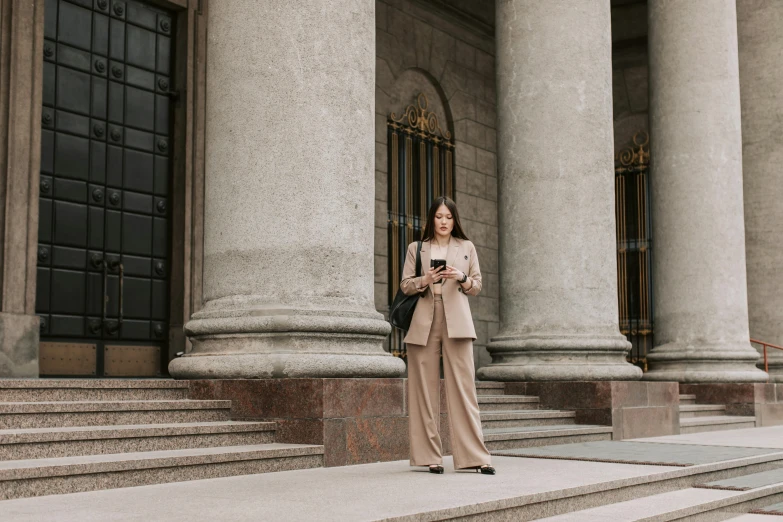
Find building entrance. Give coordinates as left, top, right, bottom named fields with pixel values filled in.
left=36, top=0, right=174, bottom=376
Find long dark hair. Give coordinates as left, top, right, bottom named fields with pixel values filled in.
left=420, top=197, right=470, bottom=242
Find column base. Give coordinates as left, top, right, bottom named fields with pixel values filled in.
left=170, top=351, right=405, bottom=379
left=762, top=365, right=783, bottom=383
left=477, top=333, right=642, bottom=381
left=645, top=343, right=768, bottom=383
left=170, top=299, right=405, bottom=379
left=756, top=349, right=783, bottom=383
left=0, top=312, right=39, bottom=378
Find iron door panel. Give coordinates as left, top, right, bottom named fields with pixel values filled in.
left=37, top=0, right=173, bottom=377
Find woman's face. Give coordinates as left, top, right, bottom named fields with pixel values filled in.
left=433, top=204, right=454, bottom=238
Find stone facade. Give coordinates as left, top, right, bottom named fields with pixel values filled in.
left=737, top=0, right=783, bottom=381
left=0, top=0, right=780, bottom=385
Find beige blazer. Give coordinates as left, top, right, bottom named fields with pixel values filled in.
left=399, top=236, right=482, bottom=346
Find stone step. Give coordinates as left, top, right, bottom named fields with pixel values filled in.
left=4, top=441, right=783, bottom=520
left=679, top=403, right=727, bottom=418
left=680, top=415, right=757, bottom=434
left=0, top=400, right=232, bottom=429
left=0, top=380, right=189, bottom=402
left=679, top=393, right=697, bottom=405
left=475, top=382, right=505, bottom=396
left=0, top=443, right=324, bottom=500
left=484, top=425, right=612, bottom=450
left=480, top=410, right=576, bottom=429
left=0, top=421, right=277, bottom=460
left=477, top=395, right=539, bottom=412
left=538, top=481, right=783, bottom=521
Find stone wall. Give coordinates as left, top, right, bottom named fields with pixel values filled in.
left=375, top=0, right=498, bottom=370
left=611, top=1, right=648, bottom=151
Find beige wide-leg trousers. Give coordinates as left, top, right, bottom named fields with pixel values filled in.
left=407, top=295, right=491, bottom=469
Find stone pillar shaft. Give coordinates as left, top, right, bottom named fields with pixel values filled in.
left=0, top=0, right=44, bottom=377
left=169, top=0, right=403, bottom=379
left=738, top=0, right=783, bottom=381
left=478, top=0, right=641, bottom=381
left=644, top=0, right=765, bottom=382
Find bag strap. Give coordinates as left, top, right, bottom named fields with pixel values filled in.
left=415, top=241, right=422, bottom=278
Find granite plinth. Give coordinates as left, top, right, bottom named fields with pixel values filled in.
left=188, top=378, right=442, bottom=467
left=504, top=381, right=680, bottom=440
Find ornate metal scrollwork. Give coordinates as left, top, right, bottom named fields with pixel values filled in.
left=615, top=131, right=649, bottom=170
left=389, top=93, right=452, bottom=142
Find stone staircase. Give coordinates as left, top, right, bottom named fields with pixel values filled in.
left=477, top=382, right=613, bottom=451
left=541, top=466, right=783, bottom=520
left=0, top=380, right=324, bottom=500
left=679, top=393, right=757, bottom=434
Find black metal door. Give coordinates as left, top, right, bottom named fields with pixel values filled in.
left=37, top=0, right=173, bottom=376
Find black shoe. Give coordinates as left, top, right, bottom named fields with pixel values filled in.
left=429, top=465, right=444, bottom=474
left=472, top=465, right=495, bottom=475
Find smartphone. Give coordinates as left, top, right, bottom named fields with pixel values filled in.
left=431, top=259, right=447, bottom=284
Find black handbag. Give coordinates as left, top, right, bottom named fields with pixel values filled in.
left=389, top=241, right=423, bottom=331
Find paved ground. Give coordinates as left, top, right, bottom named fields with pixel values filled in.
left=3, top=427, right=783, bottom=521
left=1, top=456, right=675, bottom=521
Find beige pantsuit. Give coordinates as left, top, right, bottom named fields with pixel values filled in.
left=407, top=296, right=491, bottom=468
left=400, top=237, right=491, bottom=469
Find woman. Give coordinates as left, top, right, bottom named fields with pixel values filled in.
left=400, top=197, right=495, bottom=475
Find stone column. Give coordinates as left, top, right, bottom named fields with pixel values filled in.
left=644, top=0, right=766, bottom=382
left=169, top=0, right=404, bottom=379
left=478, top=1, right=641, bottom=381
left=737, top=1, right=783, bottom=382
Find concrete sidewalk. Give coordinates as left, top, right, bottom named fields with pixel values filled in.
left=3, top=427, right=783, bottom=521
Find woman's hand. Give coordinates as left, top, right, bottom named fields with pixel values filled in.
left=441, top=265, right=466, bottom=281
left=421, top=266, right=445, bottom=286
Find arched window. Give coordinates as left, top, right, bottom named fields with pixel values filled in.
left=387, top=94, right=455, bottom=358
